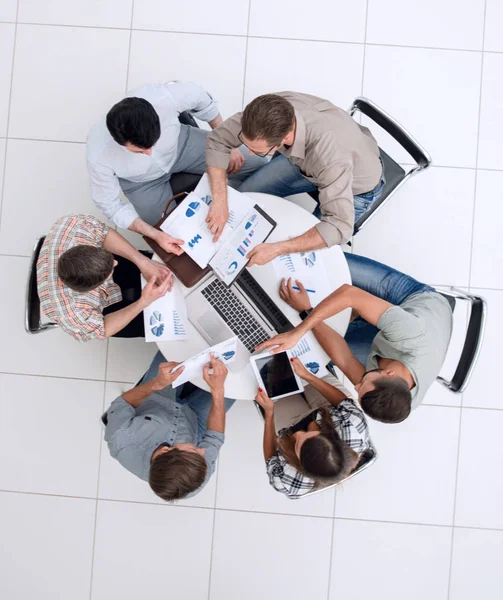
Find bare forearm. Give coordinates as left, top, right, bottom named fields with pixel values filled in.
left=103, top=300, right=145, bottom=338
left=128, top=217, right=166, bottom=245
left=122, top=376, right=162, bottom=408
left=263, top=411, right=277, bottom=461
left=207, top=165, right=228, bottom=204
left=276, top=227, right=327, bottom=255
left=206, top=390, right=226, bottom=433
left=208, top=114, right=223, bottom=129
left=302, top=368, right=347, bottom=405
left=103, top=227, right=148, bottom=268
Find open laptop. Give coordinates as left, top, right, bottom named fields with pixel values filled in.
left=186, top=269, right=294, bottom=372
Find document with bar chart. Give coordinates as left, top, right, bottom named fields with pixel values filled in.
left=141, top=275, right=189, bottom=342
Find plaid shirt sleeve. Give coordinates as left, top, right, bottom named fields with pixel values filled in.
left=329, top=400, right=370, bottom=453
left=265, top=452, right=315, bottom=498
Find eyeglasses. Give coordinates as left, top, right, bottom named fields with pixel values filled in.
left=237, top=131, right=278, bottom=158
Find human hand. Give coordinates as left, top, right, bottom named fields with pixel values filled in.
left=157, top=231, right=184, bottom=256
left=247, top=242, right=282, bottom=267
left=227, top=148, right=245, bottom=174
left=206, top=200, right=229, bottom=242
left=255, top=328, right=304, bottom=354
left=290, top=357, right=313, bottom=382
left=155, top=361, right=184, bottom=389
left=139, top=275, right=171, bottom=308
left=279, top=278, right=312, bottom=312
left=139, top=257, right=173, bottom=287
left=255, top=387, right=274, bottom=415
left=203, top=353, right=228, bottom=394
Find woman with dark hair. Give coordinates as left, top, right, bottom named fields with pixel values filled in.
left=255, top=358, right=369, bottom=498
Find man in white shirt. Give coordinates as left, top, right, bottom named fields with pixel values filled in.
left=87, top=81, right=266, bottom=255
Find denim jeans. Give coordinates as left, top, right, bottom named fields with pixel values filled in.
left=344, top=253, right=434, bottom=366
left=139, top=351, right=235, bottom=444
left=239, top=153, right=386, bottom=223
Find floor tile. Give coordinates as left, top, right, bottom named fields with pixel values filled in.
left=244, top=37, right=364, bottom=109
left=352, top=166, right=475, bottom=287
left=0, top=23, right=15, bottom=137
left=462, top=289, right=501, bottom=410
left=18, top=0, right=133, bottom=28
left=0, top=374, right=103, bottom=496
left=210, top=510, right=332, bottom=600
left=9, top=24, right=129, bottom=142
left=330, top=519, right=452, bottom=600
left=0, top=492, right=95, bottom=600
left=484, top=0, right=503, bottom=52
left=98, top=382, right=217, bottom=508
left=132, top=0, right=248, bottom=36
left=0, top=255, right=108, bottom=379
left=106, top=337, right=158, bottom=383
left=0, top=137, right=6, bottom=195
left=455, top=408, right=503, bottom=528
left=366, top=0, right=484, bottom=50
left=477, top=53, right=503, bottom=170
left=249, top=0, right=367, bottom=43
left=335, top=405, right=460, bottom=525
left=0, top=0, right=17, bottom=21
left=128, top=30, right=247, bottom=119
left=470, top=171, right=503, bottom=289
left=0, top=139, right=101, bottom=255
left=216, top=400, right=336, bottom=517
left=363, top=45, right=481, bottom=168
left=91, top=500, right=213, bottom=600
left=450, top=528, right=503, bottom=600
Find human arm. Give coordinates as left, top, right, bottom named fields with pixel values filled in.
left=255, top=389, right=277, bottom=461
left=291, top=357, right=349, bottom=405
left=128, top=218, right=185, bottom=256
left=121, top=361, right=183, bottom=408
left=203, top=354, right=229, bottom=434
left=247, top=227, right=327, bottom=267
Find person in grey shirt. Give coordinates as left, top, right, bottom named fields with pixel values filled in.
left=104, top=351, right=233, bottom=501
left=205, top=92, right=383, bottom=261
left=257, top=253, right=453, bottom=424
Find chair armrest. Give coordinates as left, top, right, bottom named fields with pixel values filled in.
left=350, top=97, right=431, bottom=169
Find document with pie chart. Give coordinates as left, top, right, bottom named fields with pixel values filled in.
left=141, top=275, right=189, bottom=342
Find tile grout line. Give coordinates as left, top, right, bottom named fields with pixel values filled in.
left=206, top=461, right=221, bottom=600
left=359, top=0, right=370, bottom=96
left=240, top=0, right=253, bottom=109
left=0, top=1, right=19, bottom=234
left=124, top=0, right=135, bottom=93
left=326, top=512, right=337, bottom=600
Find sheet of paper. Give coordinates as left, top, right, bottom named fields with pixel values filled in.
left=194, top=173, right=254, bottom=228
left=291, top=331, right=330, bottom=379
left=142, top=276, right=189, bottom=342
left=171, top=337, right=238, bottom=388
left=272, top=249, right=333, bottom=307
left=210, top=206, right=275, bottom=285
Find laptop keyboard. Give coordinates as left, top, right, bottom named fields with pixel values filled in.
left=201, top=279, right=270, bottom=352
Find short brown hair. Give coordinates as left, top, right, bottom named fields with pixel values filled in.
left=149, top=449, right=207, bottom=502
left=58, top=245, right=114, bottom=292
left=241, top=94, right=295, bottom=145
left=360, top=377, right=412, bottom=424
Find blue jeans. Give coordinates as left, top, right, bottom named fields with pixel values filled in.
left=344, top=253, right=434, bottom=366
left=139, top=351, right=235, bottom=444
left=238, top=154, right=385, bottom=223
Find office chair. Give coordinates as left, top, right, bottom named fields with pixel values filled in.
left=436, top=288, right=487, bottom=393
left=25, top=236, right=58, bottom=334
left=170, top=111, right=203, bottom=196
left=253, top=398, right=378, bottom=499
left=308, top=96, right=432, bottom=235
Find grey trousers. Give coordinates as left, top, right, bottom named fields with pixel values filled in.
left=273, top=375, right=353, bottom=434
left=119, top=124, right=267, bottom=226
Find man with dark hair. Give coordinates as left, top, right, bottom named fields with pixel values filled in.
left=104, top=352, right=232, bottom=502
left=87, top=82, right=266, bottom=253
left=37, top=214, right=172, bottom=341
left=205, top=92, right=383, bottom=256
left=257, top=254, right=453, bottom=424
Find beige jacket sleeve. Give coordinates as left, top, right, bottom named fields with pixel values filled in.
left=205, top=112, right=243, bottom=170
left=313, top=158, right=355, bottom=247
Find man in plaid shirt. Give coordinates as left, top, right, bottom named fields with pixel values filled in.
left=37, top=214, right=172, bottom=341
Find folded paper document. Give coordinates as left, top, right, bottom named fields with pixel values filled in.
left=141, top=275, right=189, bottom=342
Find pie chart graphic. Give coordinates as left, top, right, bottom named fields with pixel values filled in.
left=226, top=261, right=239, bottom=276
left=149, top=311, right=164, bottom=337
left=305, top=361, right=320, bottom=374
left=301, top=251, right=316, bottom=268
left=185, top=201, right=201, bottom=218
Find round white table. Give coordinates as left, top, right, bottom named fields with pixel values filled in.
left=156, top=192, right=351, bottom=400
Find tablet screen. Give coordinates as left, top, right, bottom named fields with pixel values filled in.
left=255, top=352, right=300, bottom=399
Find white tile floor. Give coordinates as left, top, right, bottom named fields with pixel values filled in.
left=0, top=1, right=501, bottom=599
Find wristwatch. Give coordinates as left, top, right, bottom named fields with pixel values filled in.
left=299, top=308, right=313, bottom=321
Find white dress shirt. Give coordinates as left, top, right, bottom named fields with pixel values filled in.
left=86, top=82, right=219, bottom=229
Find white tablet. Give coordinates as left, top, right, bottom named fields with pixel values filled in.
left=250, top=350, right=304, bottom=401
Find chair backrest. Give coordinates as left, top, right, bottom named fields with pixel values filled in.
left=25, top=236, right=58, bottom=334
left=436, top=289, right=487, bottom=393
left=178, top=111, right=199, bottom=128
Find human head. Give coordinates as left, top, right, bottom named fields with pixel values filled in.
left=355, top=369, right=412, bottom=424
left=240, top=94, right=295, bottom=156
left=149, top=444, right=207, bottom=502
left=106, top=97, right=161, bottom=154
left=58, top=245, right=115, bottom=292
